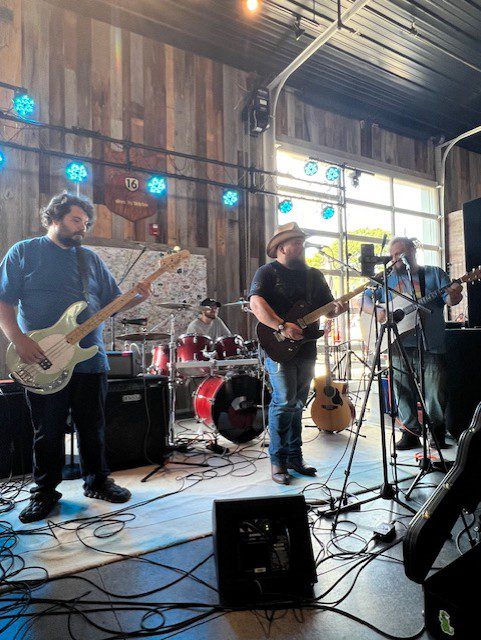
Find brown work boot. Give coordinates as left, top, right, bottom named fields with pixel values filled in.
left=271, top=464, right=291, bottom=485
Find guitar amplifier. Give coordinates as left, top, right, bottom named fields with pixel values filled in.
left=0, top=380, right=34, bottom=479
left=104, top=376, right=168, bottom=471
left=106, top=351, right=142, bottom=379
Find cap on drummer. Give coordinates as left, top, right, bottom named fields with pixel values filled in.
left=199, top=297, right=221, bottom=321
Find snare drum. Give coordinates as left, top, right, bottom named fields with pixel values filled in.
left=177, top=334, right=213, bottom=362
left=214, top=335, right=245, bottom=359
left=150, top=345, right=170, bottom=376
left=193, top=374, right=269, bottom=443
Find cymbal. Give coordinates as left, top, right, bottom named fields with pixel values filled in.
left=117, top=332, right=170, bottom=341
left=223, top=299, right=249, bottom=307
left=158, top=302, right=195, bottom=310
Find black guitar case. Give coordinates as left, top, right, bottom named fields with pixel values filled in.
left=403, top=401, right=481, bottom=584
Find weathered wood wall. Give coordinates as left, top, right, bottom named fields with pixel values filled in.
left=0, top=0, right=266, bottom=375
left=276, top=88, right=436, bottom=180
left=0, top=0, right=266, bottom=292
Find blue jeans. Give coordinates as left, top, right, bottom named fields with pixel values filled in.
left=392, top=349, right=447, bottom=438
left=265, top=357, right=315, bottom=466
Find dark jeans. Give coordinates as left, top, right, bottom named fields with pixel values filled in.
left=265, top=356, right=315, bottom=466
left=26, top=373, right=110, bottom=496
left=392, top=347, right=447, bottom=439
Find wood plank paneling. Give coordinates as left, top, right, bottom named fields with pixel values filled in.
left=277, top=87, right=435, bottom=180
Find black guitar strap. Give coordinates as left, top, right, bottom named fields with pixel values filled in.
left=306, top=267, right=316, bottom=307
left=418, top=267, right=426, bottom=298
left=75, top=246, right=90, bottom=305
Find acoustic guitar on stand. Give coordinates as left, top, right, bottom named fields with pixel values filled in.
left=310, top=320, right=355, bottom=432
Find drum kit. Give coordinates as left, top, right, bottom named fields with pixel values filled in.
left=116, top=299, right=269, bottom=447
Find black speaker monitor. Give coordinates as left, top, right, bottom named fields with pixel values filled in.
left=0, top=381, right=33, bottom=480
left=461, top=197, right=481, bottom=327
left=213, top=494, right=316, bottom=605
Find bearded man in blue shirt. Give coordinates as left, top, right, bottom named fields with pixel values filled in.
left=0, top=193, right=152, bottom=523
left=363, top=237, right=462, bottom=450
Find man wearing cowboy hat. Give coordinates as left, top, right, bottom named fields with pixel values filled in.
left=249, top=222, right=348, bottom=485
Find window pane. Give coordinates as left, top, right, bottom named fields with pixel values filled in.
left=394, top=212, right=438, bottom=246
left=346, top=203, right=392, bottom=236
left=345, top=172, right=391, bottom=206
left=305, top=235, right=341, bottom=271
left=393, top=179, right=437, bottom=213
left=417, top=249, right=441, bottom=267
left=278, top=198, right=339, bottom=234
left=277, top=151, right=340, bottom=197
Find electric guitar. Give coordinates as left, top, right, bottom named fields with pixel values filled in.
left=256, top=282, right=368, bottom=363
left=360, top=266, right=481, bottom=355
left=7, top=250, right=190, bottom=395
left=310, top=321, right=355, bottom=432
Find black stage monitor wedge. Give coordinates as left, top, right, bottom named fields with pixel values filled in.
left=104, top=377, right=168, bottom=471
left=213, top=494, right=316, bottom=606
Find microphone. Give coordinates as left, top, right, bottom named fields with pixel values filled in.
left=399, top=253, right=410, bottom=268
left=380, top=233, right=388, bottom=253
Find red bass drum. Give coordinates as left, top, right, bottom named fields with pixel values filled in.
left=193, top=374, right=270, bottom=443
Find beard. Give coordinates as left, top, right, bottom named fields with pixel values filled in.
left=57, top=233, right=83, bottom=247
left=285, top=257, right=307, bottom=270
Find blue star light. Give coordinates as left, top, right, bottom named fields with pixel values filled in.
left=65, top=162, right=88, bottom=183
left=12, top=93, right=35, bottom=118
left=278, top=199, right=293, bottom=214
left=325, top=166, right=340, bottom=182
left=222, top=190, right=240, bottom=206
left=147, top=176, right=167, bottom=196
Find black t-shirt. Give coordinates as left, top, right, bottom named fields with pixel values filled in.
left=249, top=261, right=334, bottom=359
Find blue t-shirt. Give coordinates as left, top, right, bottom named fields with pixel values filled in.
left=0, top=236, right=122, bottom=372
left=363, top=265, right=450, bottom=354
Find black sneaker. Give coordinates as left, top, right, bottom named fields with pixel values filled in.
left=19, top=490, right=62, bottom=524
left=84, top=478, right=131, bottom=503
left=396, top=431, right=421, bottom=450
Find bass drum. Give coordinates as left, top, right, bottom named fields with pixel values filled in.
left=193, top=374, right=270, bottom=444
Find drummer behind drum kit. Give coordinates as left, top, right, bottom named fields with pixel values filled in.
left=117, top=300, right=269, bottom=446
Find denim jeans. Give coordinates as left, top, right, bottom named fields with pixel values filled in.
left=265, top=356, right=315, bottom=466
left=26, top=373, right=110, bottom=495
left=392, top=348, right=447, bottom=438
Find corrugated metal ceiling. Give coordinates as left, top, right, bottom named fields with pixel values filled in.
left=92, top=0, right=481, bottom=151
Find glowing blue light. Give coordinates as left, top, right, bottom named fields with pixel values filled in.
left=12, top=93, right=35, bottom=118
left=322, top=206, right=335, bottom=220
left=147, top=175, right=167, bottom=196
left=65, top=162, right=88, bottom=183
left=222, top=189, right=239, bottom=207
left=304, top=160, right=318, bottom=176
left=325, top=166, right=341, bottom=181
left=0, top=150, right=5, bottom=168
left=278, top=199, right=293, bottom=214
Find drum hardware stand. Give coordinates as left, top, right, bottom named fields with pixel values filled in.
left=330, top=260, right=435, bottom=529
left=142, top=313, right=210, bottom=483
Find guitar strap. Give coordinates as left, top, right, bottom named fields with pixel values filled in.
left=306, top=267, right=316, bottom=307
left=75, top=246, right=91, bottom=305
left=418, top=267, right=426, bottom=298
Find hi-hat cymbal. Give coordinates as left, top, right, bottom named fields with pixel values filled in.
left=158, top=302, right=195, bottom=310
left=117, top=332, right=170, bottom=341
